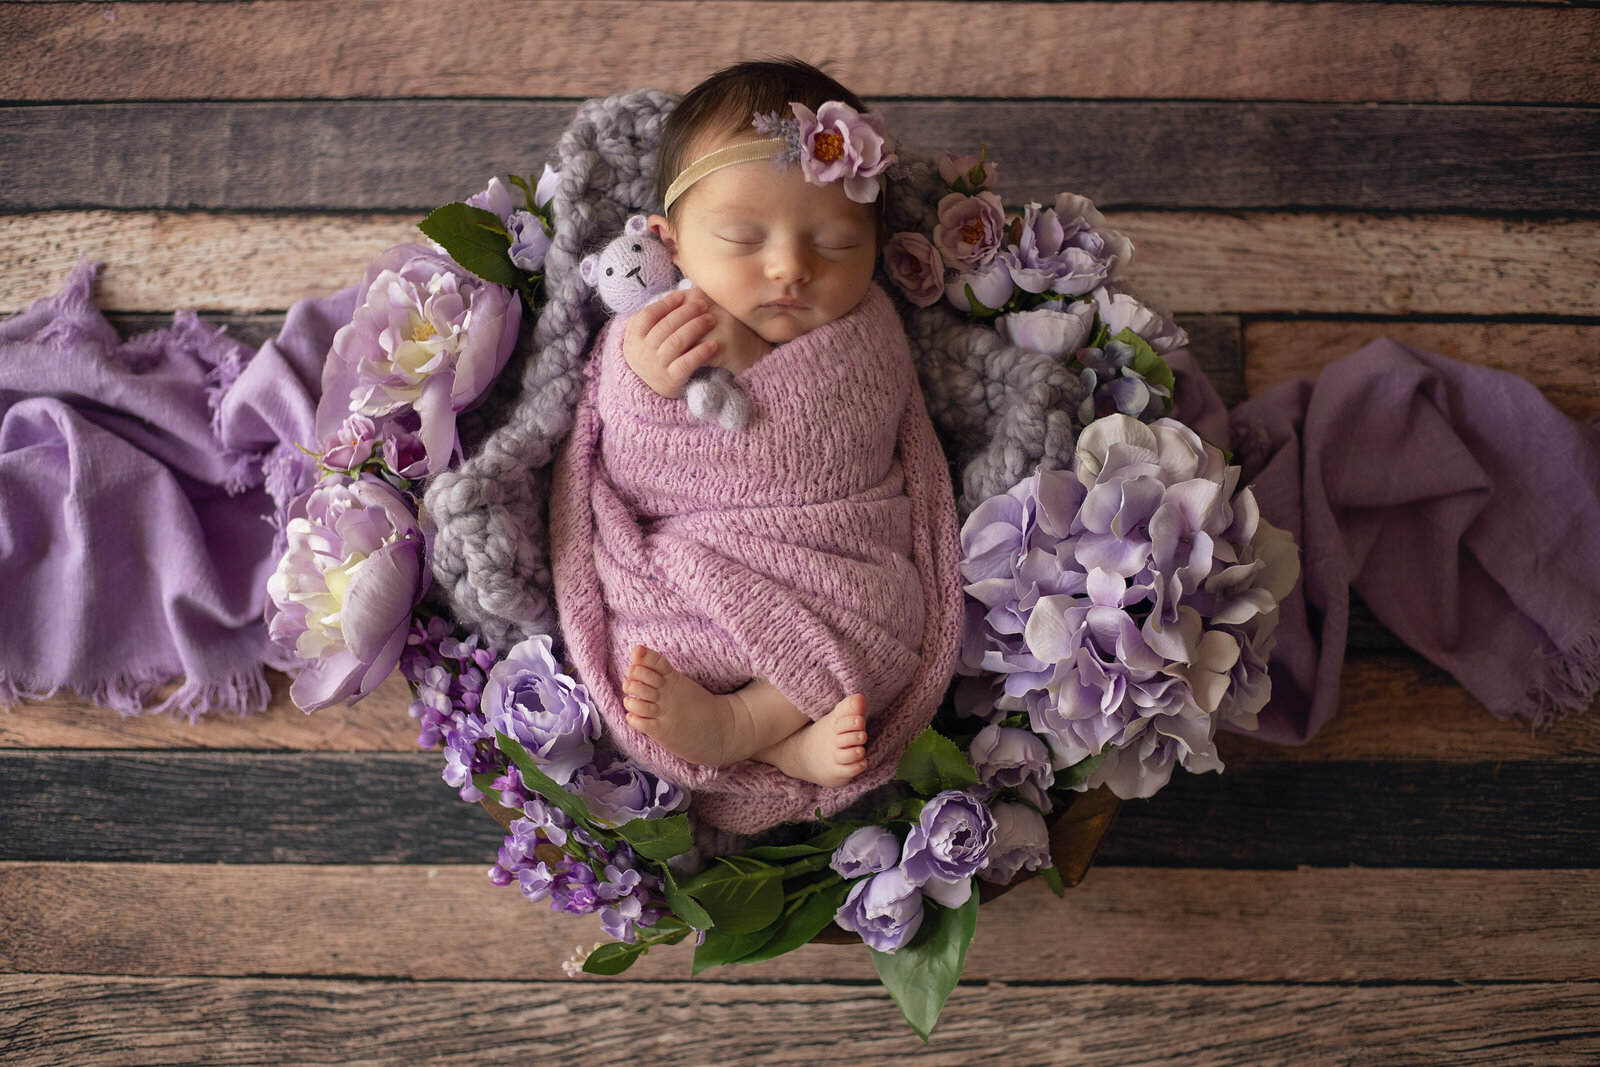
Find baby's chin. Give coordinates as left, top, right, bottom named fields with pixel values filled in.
left=749, top=312, right=818, bottom=345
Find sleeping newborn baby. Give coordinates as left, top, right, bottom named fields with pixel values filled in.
left=550, top=59, right=961, bottom=833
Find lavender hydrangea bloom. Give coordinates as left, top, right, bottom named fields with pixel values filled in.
left=956, top=414, right=1300, bottom=799
left=969, top=724, right=1055, bottom=811
left=568, top=754, right=685, bottom=825
left=979, top=802, right=1053, bottom=884
left=480, top=635, right=600, bottom=785
left=1076, top=338, right=1173, bottom=424
left=899, top=790, right=997, bottom=908
left=315, top=242, right=519, bottom=478
left=834, top=867, right=925, bottom=952
left=830, top=826, right=902, bottom=879
left=266, top=476, right=426, bottom=713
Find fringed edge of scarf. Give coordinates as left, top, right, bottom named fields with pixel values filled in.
left=180, top=309, right=259, bottom=496
left=0, top=664, right=272, bottom=723
left=1501, top=613, right=1600, bottom=730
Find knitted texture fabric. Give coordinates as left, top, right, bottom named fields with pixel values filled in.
left=550, top=286, right=963, bottom=833
left=421, top=91, right=1094, bottom=652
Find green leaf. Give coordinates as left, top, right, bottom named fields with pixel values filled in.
left=680, top=855, right=785, bottom=935
left=582, top=940, right=648, bottom=975
left=691, top=925, right=778, bottom=975
left=493, top=732, right=600, bottom=834
left=1056, top=748, right=1110, bottom=790
left=506, top=172, right=538, bottom=214
left=962, top=282, right=1001, bottom=319
left=1040, top=864, right=1067, bottom=899
left=615, top=812, right=693, bottom=861
left=417, top=202, right=521, bottom=287
left=736, top=877, right=852, bottom=965
left=661, top=869, right=714, bottom=931
left=741, top=842, right=831, bottom=863
left=1114, top=327, right=1177, bottom=404
left=471, top=771, right=502, bottom=799
left=868, top=892, right=980, bottom=1042
left=895, top=727, right=980, bottom=796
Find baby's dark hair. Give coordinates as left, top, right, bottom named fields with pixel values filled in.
left=656, top=56, right=871, bottom=220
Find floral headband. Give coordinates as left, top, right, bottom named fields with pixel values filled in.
left=662, top=100, right=897, bottom=211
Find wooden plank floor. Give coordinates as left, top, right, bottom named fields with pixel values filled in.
left=3, top=2, right=1598, bottom=1063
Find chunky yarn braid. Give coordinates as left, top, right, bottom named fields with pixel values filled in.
left=424, top=91, right=1086, bottom=648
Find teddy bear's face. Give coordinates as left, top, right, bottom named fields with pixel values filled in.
left=580, top=216, right=680, bottom=315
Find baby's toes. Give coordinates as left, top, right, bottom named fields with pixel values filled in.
left=632, top=644, right=675, bottom=678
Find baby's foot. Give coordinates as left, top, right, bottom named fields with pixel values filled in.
left=754, top=694, right=869, bottom=789
left=622, top=645, right=743, bottom=767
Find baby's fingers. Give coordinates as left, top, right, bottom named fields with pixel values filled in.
left=664, top=339, right=721, bottom=387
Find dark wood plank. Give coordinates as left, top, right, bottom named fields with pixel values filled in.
left=1243, top=320, right=1600, bottom=418
left=8, top=211, right=1597, bottom=315
left=2, top=753, right=1596, bottom=866
left=2, top=975, right=1597, bottom=1066
left=4, top=864, right=1595, bottom=982
left=4, top=2, right=1597, bottom=104
left=6, top=101, right=1597, bottom=213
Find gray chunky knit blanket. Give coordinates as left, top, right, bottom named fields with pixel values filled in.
left=423, top=89, right=1087, bottom=650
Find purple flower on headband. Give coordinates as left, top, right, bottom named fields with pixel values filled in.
left=883, top=232, right=946, bottom=308
left=789, top=101, right=894, bottom=203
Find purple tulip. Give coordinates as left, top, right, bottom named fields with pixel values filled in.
left=466, top=176, right=517, bottom=221
left=883, top=232, right=946, bottom=308
left=899, top=790, right=997, bottom=908
left=568, top=754, right=685, bottom=824
left=315, top=242, right=520, bottom=479
left=979, top=802, right=1052, bottom=884
left=481, top=635, right=600, bottom=785
left=830, top=826, right=902, bottom=879
left=790, top=101, right=894, bottom=203
left=507, top=210, right=551, bottom=273
left=534, top=163, right=561, bottom=208
left=834, top=867, right=925, bottom=952
left=266, top=476, right=426, bottom=712
left=933, top=192, right=1006, bottom=270
left=997, top=303, right=1096, bottom=358
left=969, top=725, right=1055, bottom=811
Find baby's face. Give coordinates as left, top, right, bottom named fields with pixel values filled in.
left=652, top=137, right=878, bottom=345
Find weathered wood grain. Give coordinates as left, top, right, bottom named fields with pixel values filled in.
left=1243, top=320, right=1600, bottom=418
left=4, top=2, right=1597, bottom=104
left=4, top=864, right=1596, bottom=983
left=7, top=100, right=1598, bottom=214
left=0, top=670, right=417, bottom=750
left=3, top=753, right=1596, bottom=866
left=2, top=975, right=1596, bottom=1066
left=6, top=211, right=1596, bottom=316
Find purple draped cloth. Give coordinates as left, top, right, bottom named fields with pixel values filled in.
left=1170, top=342, right=1600, bottom=744
left=0, top=262, right=346, bottom=719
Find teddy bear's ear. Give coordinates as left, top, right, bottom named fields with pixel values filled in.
left=626, top=215, right=651, bottom=237
left=579, top=255, right=599, bottom=286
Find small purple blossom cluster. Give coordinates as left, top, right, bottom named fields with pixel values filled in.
left=490, top=794, right=669, bottom=944
left=958, top=415, right=1301, bottom=800
left=400, top=615, right=499, bottom=801
left=883, top=152, right=1183, bottom=425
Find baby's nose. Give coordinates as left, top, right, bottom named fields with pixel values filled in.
left=765, top=243, right=812, bottom=283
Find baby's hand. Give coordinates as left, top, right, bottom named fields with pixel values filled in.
left=622, top=289, right=721, bottom=399
left=694, top=295, right=773, bottom=376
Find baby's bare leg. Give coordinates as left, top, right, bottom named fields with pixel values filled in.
left=622, top=646, right=869, bottom=786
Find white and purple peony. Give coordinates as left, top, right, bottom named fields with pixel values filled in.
left=315, top=242, right=520, bottom=479
left=958, top=414, right=1300, bottom=799
left=266, top=476, right=427, bottom=713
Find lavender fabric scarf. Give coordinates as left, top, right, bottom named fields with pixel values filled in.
left=0, top=262, right=346, bottom=719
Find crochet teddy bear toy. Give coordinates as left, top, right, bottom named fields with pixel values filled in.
left=578, top=214, right=750, bottom=431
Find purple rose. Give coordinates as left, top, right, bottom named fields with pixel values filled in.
left=979, top=802, right=1052, bottom=884
left=790, top=101, right=894, bottom=203
left=481, top=635, right=600, bottom=785
left=569, top=754, right=685, bottom=824
left=938, top=150, right=998, bottom=194
left=319, top=412, right=377, bottom=471
left=834, top=867, right=924, bottom=952
left=997, top=302, right=1096, bottom=358
left=933, top=192, right=1006, bottom=269
left=507, top=210, right=551, bottom=273
left=899, top=790, right=997, bottom=908
left=883, top=232, right=946, bottom=308
left=830, top=826, right=902, bottom=879
left=315, top=243, right=520, bottom=479
left=969, top=724, right=1055, bottom=811
left=266, top=476, right=426, bottom=713
left=944, top=258, right=1015, bottom=315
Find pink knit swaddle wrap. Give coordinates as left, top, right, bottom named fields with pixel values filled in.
left=550, top=286, right=962, bottom=833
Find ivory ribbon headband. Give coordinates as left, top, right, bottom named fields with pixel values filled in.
left=662, top=138, right=788, bottom=212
